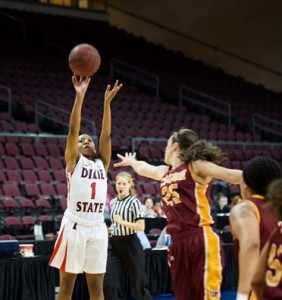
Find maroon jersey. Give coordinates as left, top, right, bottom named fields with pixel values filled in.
left=233, top=195, right=278, bottom=269
left=160, top=163, right=223, bottom=299
left=264, top=226, right=282, bottom=300
left=160, top=163, right=214, bottom=234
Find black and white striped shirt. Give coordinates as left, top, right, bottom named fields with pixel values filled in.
left=110, top=194, right=144, bottom=236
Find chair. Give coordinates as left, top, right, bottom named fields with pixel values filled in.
left=2, top=182, right=22, bottom=197
left=47, top=144, right=62, bottom=157
left=33, top=156, right=49, bottom=169
left=14, top=121, right=28, bottom=133
left=2, top=156, right=20, bottom=170
left=54, top=182, right=68, bottom=196
left=4, top=216, right=22, bottom=236
left=37, top=170, right=54, bottom=182
left=138, top=144, right=151, bottom=160
left=0, top=144, right=5, bottom=155
left=5, top=143, right=20, bottom=156
left=35, top=198, right=53, bottom=213
left=149, top=146, right=163, bottom=160
left=37, top=214, right=53, bottom=222
left=49, top=158, right=64, bottom=170
left=28, top=123, right=41, bottom=133
left=21, top=215, right=36, bottom=239
left=19, top=197, right=37, bottom=215
left=2, top=198, right=20, bottom=215
left=23, top=182, right=41, bottom=199
left=34, top=143, right=48, bottom=157
left=0, top=234, right=16, bottom=240
left=0, top=170, right=7, bottom=183
left=53, top=170, right=66, bottom=182
left=22, top=170, right=38, bottom=183
left=143, top=182, right=157, bottom=196
left=6, top=170, right=23, bottom=183
left=39, top=182, right=57, bottom=197
left=233, top=149, right=244, bottom=161
left=22, top=215, right=36, bottom=226
left=19, top=157, right=36, bottom=170
left=21, top=143, right=35, bottom=157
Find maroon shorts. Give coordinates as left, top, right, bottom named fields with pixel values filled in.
left=168, top=226, right=224, bottom=300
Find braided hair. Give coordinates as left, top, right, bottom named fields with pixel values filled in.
left=171, top=128, right=226, bottom=165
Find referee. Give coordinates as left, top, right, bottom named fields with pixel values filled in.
left=104, top=171, right=152, bottom=300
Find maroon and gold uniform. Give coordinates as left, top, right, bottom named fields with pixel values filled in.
left=263, top=226, right=282, bottom=300
left=232, top=195, right=278, bottom=300
left=160, top=163, right=223, bottom=300
left=233, top=195, right=278, bottom=259
left=246, top=195, right=278, bottom=249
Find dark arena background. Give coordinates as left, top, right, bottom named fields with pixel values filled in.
left=0, top=1, right=282, bottom=299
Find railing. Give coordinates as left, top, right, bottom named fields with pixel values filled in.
left=0, top=85, right=12, bottom=116
left=179, top=86, right=232, bottom=125
left=0, top=132, right=99, bottom=144
left=110, top=59, right=160, bottom=97
left=253, top=114, right=282, bottom=138
left=35, top=100, right=96, bottom=136
left=0, top=132, right=67, bottom=143
left=132, top=137, right=282, bottom=154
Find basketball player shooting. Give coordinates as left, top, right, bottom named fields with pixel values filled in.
left=49, top=75, right=122, bottom=300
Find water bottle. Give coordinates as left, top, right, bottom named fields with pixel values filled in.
left=165, top=234, right=171, bottom=247
left=34, top=221, right=44, bottom=240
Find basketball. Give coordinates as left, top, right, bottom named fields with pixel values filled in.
left=68, top=43, right=101, bottom=77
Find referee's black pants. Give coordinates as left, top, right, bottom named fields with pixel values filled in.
left=104, top=233, right=152, bottom=300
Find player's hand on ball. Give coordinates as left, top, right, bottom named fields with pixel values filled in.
left=114, top=152, right=137, bottom=167
left=72, top=75, right=91, bottom=96
left=104, top=80, right=123, bottom=103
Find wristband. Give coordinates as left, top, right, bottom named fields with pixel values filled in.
left=236, top=293, right=249, bottom=300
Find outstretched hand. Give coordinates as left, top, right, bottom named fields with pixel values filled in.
left=114, top=152, right=137, bottom=168
left=105, top=80, right=123, bottom=103
left=72, top=75, right=91, bottom=96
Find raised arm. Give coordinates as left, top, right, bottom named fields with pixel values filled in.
left=114, top=152, right=169, bottom=181
left=230, top=202, right=260, bottom=298
left=65, top=76, right=91, bottom=173
left=192, top=160, right=243, bottom=184
left=99, top=80, right=122, bottom=172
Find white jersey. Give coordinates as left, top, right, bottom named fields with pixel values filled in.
left=66, top=155, right=107, bottom=223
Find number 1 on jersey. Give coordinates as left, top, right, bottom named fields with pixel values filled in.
left=91, top=182, right=96, bottom=199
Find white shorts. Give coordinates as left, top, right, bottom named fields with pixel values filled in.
left=49, top=215, right=108, bottom=274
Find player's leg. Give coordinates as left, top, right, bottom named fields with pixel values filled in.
left=85, top=273, right=105, bottom=300
left=57, top=271, right=77, bottom=300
